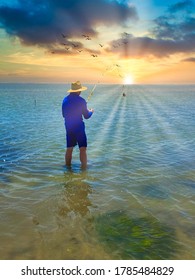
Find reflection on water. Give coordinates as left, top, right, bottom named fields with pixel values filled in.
left=57, top=170, right=92, bottom=218
left=29, top=171, right=111, bottom=260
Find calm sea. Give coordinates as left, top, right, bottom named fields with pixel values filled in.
left=0, top=83, right=195, bottom=260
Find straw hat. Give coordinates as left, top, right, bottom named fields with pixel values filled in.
left=67, top=81, right=87, bottom=92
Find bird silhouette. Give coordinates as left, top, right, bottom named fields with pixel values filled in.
left=82, top=34, right=91, bottom=40
left=72, top=43, right=79, bottom=48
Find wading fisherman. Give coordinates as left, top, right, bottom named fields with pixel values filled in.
left=62, top=81, right=94, bottom=169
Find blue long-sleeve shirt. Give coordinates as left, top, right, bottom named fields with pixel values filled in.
left=62, top=93, right=93, bottom=131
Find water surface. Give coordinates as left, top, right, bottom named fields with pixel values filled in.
left=0, top=83, right=195, bottom=259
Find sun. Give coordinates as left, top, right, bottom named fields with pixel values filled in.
left=124, top=75, right=134, bottom=84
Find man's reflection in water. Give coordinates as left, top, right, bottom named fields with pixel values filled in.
left=58, top=169, right=92, bottom=218
left=33, top=170, right=96, bottom=260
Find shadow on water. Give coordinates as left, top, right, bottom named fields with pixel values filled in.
left=94, top=211, right=179, bottom=260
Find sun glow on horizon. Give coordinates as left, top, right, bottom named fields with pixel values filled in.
left=123, top=75, right=134, bottom=84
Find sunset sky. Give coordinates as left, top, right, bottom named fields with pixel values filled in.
left=0, top=0, right=195, bottom=84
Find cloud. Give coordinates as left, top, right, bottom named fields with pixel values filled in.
left=1, top=0, right=194, bottom=60
left=106, top=33, right=195, bottom=58
left=107, top=0, right=194, bottom=59
left=152, top=0, right=195, bottom=40
left=102, top=1, right=195, bottom=59
left=0, top=0, right=138, bottom=50
left=182, top=57, right=195, bottom=62
left=168, top=0, right=193, bottom=13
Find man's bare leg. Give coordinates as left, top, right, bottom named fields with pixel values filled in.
left=79, top=147, right=87, bottom=169
left=65, top=147, right=73, bottom=166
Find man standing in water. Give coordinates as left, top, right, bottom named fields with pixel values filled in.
left=62, top=81, right=94, bottom=169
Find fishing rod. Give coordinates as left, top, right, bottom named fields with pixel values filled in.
left=87, top=84, right=97, bottom=102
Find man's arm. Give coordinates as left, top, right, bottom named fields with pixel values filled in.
left=82, top=100, right=94, bottom=119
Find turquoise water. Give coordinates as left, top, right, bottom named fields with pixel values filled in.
left=0, top=83, right=195, bottom=260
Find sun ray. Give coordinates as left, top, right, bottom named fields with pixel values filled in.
left=136, top=85, right=189, bottom=157
left=91, top=93, right=123, bottom=154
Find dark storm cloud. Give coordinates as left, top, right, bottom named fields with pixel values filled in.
left=0, top=0, right=138, bottom=47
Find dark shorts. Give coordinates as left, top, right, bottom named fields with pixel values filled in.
left=66, top=125, right=87, bottom=148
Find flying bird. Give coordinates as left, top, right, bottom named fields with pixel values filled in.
left=82, top=34, right=91, bottom=40
left=91, top=54, right=98, bottom=57
left=72, top=43, right=79, bottom=48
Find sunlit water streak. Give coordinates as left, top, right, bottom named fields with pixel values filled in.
left=0, top=83, right=195, bottom=260
left=138, top=86, right=193, bottom=154
left=92, top=96, right=123, bottom=150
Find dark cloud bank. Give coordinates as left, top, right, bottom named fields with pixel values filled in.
left=0, top=0, right=137, bottom=44
left=0, top=0, right=195, bottom=58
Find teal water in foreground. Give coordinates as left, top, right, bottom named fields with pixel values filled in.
left=0, top=83, right=195, bottom=260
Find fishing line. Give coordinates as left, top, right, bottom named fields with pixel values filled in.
left=83, top=34, right=127, bottom=103
left=87, top=84, right=97, bottom=102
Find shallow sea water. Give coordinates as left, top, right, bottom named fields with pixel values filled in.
left=0, top=83, right=195, bottom=260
